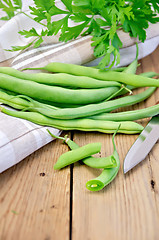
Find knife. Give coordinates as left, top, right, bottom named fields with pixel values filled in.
left=123, top=114, right=159, bottom=174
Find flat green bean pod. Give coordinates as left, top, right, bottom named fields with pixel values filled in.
left=0, top=107, right=144, bottom=134
left=24, top=62, right=159, bottom=87
left=0, top=67, right=121, bottom=89
left=0, top=73, right=120, bottom=105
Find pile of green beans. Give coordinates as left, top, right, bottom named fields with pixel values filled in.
left=0, top=73, right=121, bottom=105
left=0, top=56, right=159, bottom=134
left=0, top=52, right=159, bottom=192
left=18, top=87, right=156, bottom=119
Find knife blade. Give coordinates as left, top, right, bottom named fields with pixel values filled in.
left=123, top=115, right=159, bottom=174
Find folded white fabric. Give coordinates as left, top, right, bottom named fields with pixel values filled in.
left=0, top=110, right=61, bottom=173
left=0, top=0, right=159, bottom=173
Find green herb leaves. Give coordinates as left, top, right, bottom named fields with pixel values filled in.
left=0, top=0, right=22, bottom=20
left=0, top=0, right=159, bottom=68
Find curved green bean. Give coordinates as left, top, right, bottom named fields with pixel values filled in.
left=89, top=104, right=159, bottom=121
left=115, top=72, right=159, bottom=97
left=25, top=87, right=156, bottom=119
left=0, top=107, right=144, bottom=134
left=54, top=142, right=101, bottom=170
left=0, top=67, right=121, bottom=89
left=24, top=62, right=159, bottom=87
left=0, top=73, right=120, bottom=105
left=86, top=125, right=120, bottom=191
left=0, top=90, right=58, bottom=110
left=48, top=131, right=117, bottom=168
left=0, top=89, right=31, bottom=110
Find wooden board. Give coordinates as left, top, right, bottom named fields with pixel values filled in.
left=0, top=132, right=71, bottom=240
left=0, top=47, right=159, bottom=240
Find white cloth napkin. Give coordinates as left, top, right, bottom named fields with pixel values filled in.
left=0, top=0, right=159, bottom=173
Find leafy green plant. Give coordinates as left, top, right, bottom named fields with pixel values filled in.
left=0, top=0, right=22, bottom=20
left=0, top=0, right=159, bottom=68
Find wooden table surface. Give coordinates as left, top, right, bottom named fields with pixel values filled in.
left=0, top=47, right=159, bottom=240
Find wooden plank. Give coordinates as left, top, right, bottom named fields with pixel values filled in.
left=72, top=47, right=159, bottom=240
left=0, top=136, right=71, bottom=240
left=0, top=59, right=71, bottom=240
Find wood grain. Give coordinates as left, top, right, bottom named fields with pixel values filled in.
left=72, top=47, right=159, bottom=240
left=0, top=138, right=71, bottom=240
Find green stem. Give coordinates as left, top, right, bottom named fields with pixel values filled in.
left=20, top=11, right=47, bottom=27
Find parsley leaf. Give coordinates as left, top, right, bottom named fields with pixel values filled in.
left=1, top=0, right=159, bottom=68
left=0, top=0, right=22, bottom=20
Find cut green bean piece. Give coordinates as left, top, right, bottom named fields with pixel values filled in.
left=54, top=142, right=101, bottom=170
left=48, top=131, right=117, bottom=168
left=86, top=125, right=120, bottom=191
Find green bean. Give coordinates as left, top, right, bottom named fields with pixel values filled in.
left=123, top=43, right=139, bottom=74
left=0, top=73, right=120, bottom=105
left=89, top=103, right=159, bottom=121
left=0, top=89, right=30, bottom=110
left=0, top=107, right=144, bottom=134
left=48, top=131, right=117, bottom=168
left=140, top=72, right=159, bottom=78
left=54, top=142, right=102, bottom=170
left=116, top=72, right=159, bottom=97
left=92, top=66, right=126, bottom=71
left=111, top=67, right=126, bottom=72
left=86, top=125, right=120, bottom=191
left=24, top=87, right=156, bottom=119
left=23, top=62, right=159, bottom=87
left=0, top=67, right=122, bottom=89
left=0, top=90, right=58, bottom=111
